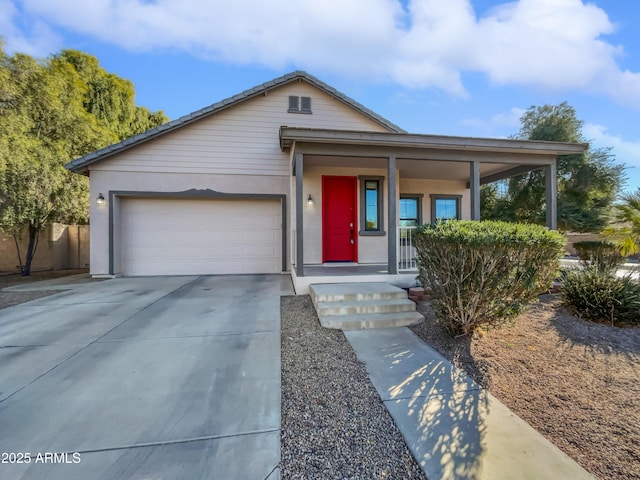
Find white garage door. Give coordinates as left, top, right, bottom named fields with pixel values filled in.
left=120, top=198, right=282, bottom=276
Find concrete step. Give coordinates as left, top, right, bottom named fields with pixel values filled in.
left=315, top=298, right=417, bottom=316
left=310, top=282, right=424, bottom=330
left=309, top=282, right=408, bottom=305
left=319, top=310, right=424, bottom=330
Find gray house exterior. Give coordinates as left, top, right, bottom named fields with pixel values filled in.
left=66, top=71, right=587, bottom=293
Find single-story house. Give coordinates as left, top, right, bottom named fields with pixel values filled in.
left=65, top=71, right=587, bottom=294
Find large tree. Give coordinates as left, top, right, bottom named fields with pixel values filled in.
left=481, top=102, right=624, bottom=232
left=0, top=44, right=168, bottom=274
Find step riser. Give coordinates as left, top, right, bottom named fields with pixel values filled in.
left=317, top=303, right=416, bottom=316
left=311, top=291, right=407, bottom=304
left=309, top=283, right=424, bottom=330
left=319, top=313, right=424, bottom=330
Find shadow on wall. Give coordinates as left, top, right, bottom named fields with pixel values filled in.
left=0, top=223, right=89, bottom=273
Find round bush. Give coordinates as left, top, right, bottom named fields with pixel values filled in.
left=560, top=267, right=640, bottom=326
left=414, top=220, right=566, bottom=335
left=573, top=240, right=623, bottom=274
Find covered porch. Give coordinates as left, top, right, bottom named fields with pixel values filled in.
left=281, top=127, right=587, bottom=294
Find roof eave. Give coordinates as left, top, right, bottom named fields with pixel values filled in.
left=279, top=127, right=589, bottom=156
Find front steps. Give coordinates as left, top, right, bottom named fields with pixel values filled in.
left=309, top=282, right=424, bottom=330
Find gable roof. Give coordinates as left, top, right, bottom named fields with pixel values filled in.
left=65, top=71, right=405, bottom=173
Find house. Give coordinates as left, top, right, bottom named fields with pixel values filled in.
left=65, top=71, right=587, bottom=294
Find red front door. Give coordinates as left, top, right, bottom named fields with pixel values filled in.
left=322, top=176, right=358, bottom=262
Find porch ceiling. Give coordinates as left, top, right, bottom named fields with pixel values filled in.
left=288, top=127, right=588, bottom=183
left=303, top=155, right=542, bottom=181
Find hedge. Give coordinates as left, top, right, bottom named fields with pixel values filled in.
left=414, top=220, right=566, bottom=335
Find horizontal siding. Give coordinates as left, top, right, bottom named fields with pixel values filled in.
left=92, top=82, right=391, bottom=176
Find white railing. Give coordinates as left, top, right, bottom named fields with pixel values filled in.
left=398, top=226, right=418, bottom=271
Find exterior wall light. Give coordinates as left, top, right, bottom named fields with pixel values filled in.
left=96, top=193, right=106, bottom=205
left=307, top=194, right=314, bottom=207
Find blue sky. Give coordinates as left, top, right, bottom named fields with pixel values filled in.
left=2, top=0, right=639, bottom=191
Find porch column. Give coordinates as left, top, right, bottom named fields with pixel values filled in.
left=295, top=152, right=304, bottom=277
left=388, top=155, right=398, bottom=274
left=545, top=162, right=558, bottom=230
left=470, top=160, right=481, bottom=220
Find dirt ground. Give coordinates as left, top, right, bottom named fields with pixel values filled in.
left=411, top=295, right=640, bottom=480
left=0, top=269, right=90, bottom=310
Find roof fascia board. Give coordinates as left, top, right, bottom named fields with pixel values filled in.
left=290, top=143, right=556, bottom=165
left=280, top=127, right=588, bottom=156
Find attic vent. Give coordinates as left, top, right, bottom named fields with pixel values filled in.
left=301, top=96, right=312, bottom=113
left=288, top=96, right=299, bottom=112
left=287, top=96, right=312, bottom=114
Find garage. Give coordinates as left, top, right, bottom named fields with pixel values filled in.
left=119, top=197, right=283, bottom=276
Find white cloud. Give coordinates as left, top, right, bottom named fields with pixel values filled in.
left=461, top=107, right=526, bottom=136
left=473, top=0, right=620, bottom=89
left=583, top=124, right=640, bottom=170
left=3, top=0, right=639, bottom=109
left=0, top=0, right=61, bottom=56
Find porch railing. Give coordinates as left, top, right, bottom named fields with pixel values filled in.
left=398, top=226, right=418, bottom=271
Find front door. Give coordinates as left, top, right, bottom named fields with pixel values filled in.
left=322, top=176, right=357, bottom=262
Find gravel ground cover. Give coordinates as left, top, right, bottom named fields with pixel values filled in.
left=411, top=295, right=640, bottom=480
left=0, top=269, right=90, bottom=310
left=280, top=295, right=425, bottom=480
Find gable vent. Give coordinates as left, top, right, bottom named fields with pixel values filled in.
left=287, top=95, right=312, bottom=114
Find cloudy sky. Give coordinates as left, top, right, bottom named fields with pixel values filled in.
left=2, top=0, right=639, bottom=190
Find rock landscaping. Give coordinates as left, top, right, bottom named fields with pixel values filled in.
left=280, top=295, right=425, bottom=479
left=411, top=295, right=640, bottom=480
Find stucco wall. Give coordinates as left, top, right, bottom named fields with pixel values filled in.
left=399, top=178, right=470, bottom=223
left=89, top=171, right=290, bottom=275
left=297, top=171, right=470, bottom=266
left=302, top=165, right=389, bottom=265
left=0, top=224, right=90, bottom=273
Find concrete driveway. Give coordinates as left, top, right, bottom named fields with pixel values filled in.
left=0, top=274, right=292, bottom=480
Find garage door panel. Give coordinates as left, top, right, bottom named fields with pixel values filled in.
left=243, top=245, right=277, bottom=256
left=120, top=198, right=281, bottom=276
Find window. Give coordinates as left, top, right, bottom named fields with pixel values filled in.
left=359, top=176, right=385, bottom=235
left=399, top=195, right=423, bottom=227
left=288, top=96, right=312, bottom=114
left=430, top=194, right=462, bottom=222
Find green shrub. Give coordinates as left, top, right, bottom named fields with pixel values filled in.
left=573, top=240, right=623, bottom=274
left=560, top=266, right=640, bottom=326
left=414, top=220, right=566, bottom=335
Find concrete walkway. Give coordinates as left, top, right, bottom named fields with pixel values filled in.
left=345, top=327, right=595, bottom=480
left=0, top=274, right=291, bottom=480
